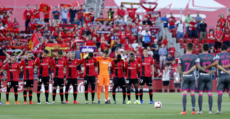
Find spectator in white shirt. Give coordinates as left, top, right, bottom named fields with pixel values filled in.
left=173, top=67, right=181, bottom=93
left=0, top=22, right=4, bottom=30
left=132, top=39, right=138, bottom=51
left=176, top=19, right=184, bottom=39
left=162, top=65, right=170, bottom=93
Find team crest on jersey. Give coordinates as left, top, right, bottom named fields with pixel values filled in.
left=134, top=64, right=136, bottom=66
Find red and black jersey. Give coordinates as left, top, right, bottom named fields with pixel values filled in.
left=50, top=58, right=66, bottom=79
left=138, top=56, right=154, bottom=77
left=35, top=57, right=51, bottom=77
left=20, top=59, right=35, bottom=80
left=111, top=60, right=125, bottom=78
left=66, top=59, right=80, bottom=79
left=3, top=62, right=20, bottom=81
left=81, top=57, right=97, bottom=77
left=125, top=61, right=139, bottom=79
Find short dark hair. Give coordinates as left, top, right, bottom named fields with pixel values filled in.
left=202, top=44, right=209, bottom=51
left=130, top=53, right=134, bottom=56
left=143, top=48, right=148, bottom=51
left=186, top=43, right=193, bottom=51
left=44, top=50, right=49, bottom=54
left=117, top=54, right=121, bottom=60
left=221, top=44, right=228, bottom=51
left=89, top=52, right=94, bottom=57
left=11, top=54, right=16, bottom=57
left=104, top=51, right=108, bottom=55
left=58, top=51, right=63, bottom=55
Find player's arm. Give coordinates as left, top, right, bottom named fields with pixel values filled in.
left=183, top=65, right=196, bottom=75
left=217, top=65, right=230, bottom=74
left=203, top=60, right=218, bottom=70
left=151, top=65, right=154, bottom=79
left=222, top=63, right=230, bottom=69
left=178, top=65, right=182, bottom=80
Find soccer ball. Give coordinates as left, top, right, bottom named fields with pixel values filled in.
left=154, top=101, right=162, bottom=108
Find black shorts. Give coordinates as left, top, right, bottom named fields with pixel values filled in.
left=126, top=79, right=138, bottom=86
left=217, top=74, right=230, bottom=91
left=44, top=18, right=49, bottom=23
left=66, top=78, right=78, bottom=87
left=163, top=81, right=170, bottom=86
left=113, top=77, right=125, bottom=88
left=38, top=76, right=49, bottom=85
left=53, top=78, right=64, bottom=87
left=84, top=76, right=95, bottom=86
left=181, top=75, right=195, bottom=91
left=7, top=81, right=18, bottom=89
left=140, top=77, right=152, bottom=86
left=174, top=83, right=181, bottom=88
left=24, top=80, right=34, bottom=88
left=198, top=73, right=212, bottom=92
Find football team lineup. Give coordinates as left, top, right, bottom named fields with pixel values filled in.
left=1, top=43, right=230, bottom=117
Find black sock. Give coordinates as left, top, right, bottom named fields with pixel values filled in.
left=208, top=94, right=213, bottom=112
left=112, top=88, right=116, bottom=101
left=135, top=90, right=139, bottom=100
left=85, top=84, right=88, bottom=101
left=37, top=86, right=41, bottom=102
left=73, top=87, right=77, bottom=101
left=45, top=86, right=49, bottom=102
left=198, top=94, right=203, bottom=111
left=91, top=84, right=95, bottom=101
left=14, top=92, right=18, bottom=101
left=0, top=92, right=1, bottom=102
left=139, top=89, right=143, bottom=101
left=182, top=94, right=187, bottom=112
left=14, top=87, right=18, bottom=101
left=127, top=90, right=131, bottom=101
left=23, top=90, right=27, bottom=101
left=149, top=89, right=153, bottom=101
left=122, top=87, right=126, bottom=102
left=218, top=93, right=222, bottom=112
left=191, top=94, right=196, bottom=111
left=60, top=89, right=64, bottom=102
left=29, top=90, right=32, bottom=101
left=65, top=91, right=69, bottom=101
left=6, top=92, right=9, bottom=101
left=53, top=89, right=56, bottom=102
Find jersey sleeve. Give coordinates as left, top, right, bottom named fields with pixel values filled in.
left=35, top=57, right=40, bottom=65
left=124, top=62, right=127, bottom=69
left=49, top=59, right=54, bottom=67
left=17, top=63, right=20, bottom=70
left=195, top=57, right=200, bottom=65
left=3, top=63, right=9, bottom=70
left=19, top=60, right=25, bottom=67
left=151, top=57, right=155, bottom=65
left=215, top=54, right=220, bottom=61
left=110, top=61, right=114, bottom=68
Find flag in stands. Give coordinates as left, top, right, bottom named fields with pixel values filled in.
left=29, top=32, right=41, bottom=50
left=71, top=2, right=79, bottom=6
left=110, top=36, right=118, bottom=48
left=39, top=3, right=51, bottom=12
left=45, top=43, right=68, bottom=56
left=59, top=4, right=71, bottom=8
left=80, top=46, right=96, bottom=59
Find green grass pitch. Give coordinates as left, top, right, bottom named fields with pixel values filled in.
left=0, top=92, right=230, bottom=119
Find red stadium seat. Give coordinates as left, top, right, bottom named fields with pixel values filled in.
left=201, top=38, right=208, bottom=44
left=186, top=38, right=192, bottom=43
left=193, top=48, right=200, bottom=55
left=182, top=43, right=187, bottom=49
left=184, top=34, right=188, bottom=39
left=217, top=48, right=221, bottom=53
left=170, top=29, right=177, bottom=37
left=177, top=38, right=184, bottom=44
left=193, top=38, right=200, bottom=44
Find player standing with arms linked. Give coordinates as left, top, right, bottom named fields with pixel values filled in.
left=81, top=52, right=97, bottom=104
left=138, top=48, right=155, bottom=104
left=96, top=51, right=113, bottom=104
left=196, top=44, right=225, bottom=114
left=50, top=51, right=67, bottom=104
left=65, top=51, right=80, bottom=104
left=3, top=54, right=20, bottom=105
left=178, top=43, right=210, bottom=115
left=125, top=53, right=141, bottom=104
left=213, top=45, right=230, bottom=114
left=20, top=52, right=36, bottom=105
left=35, top=50, right=51, bottom=104
left=110, top=54, right=126, bottom=104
